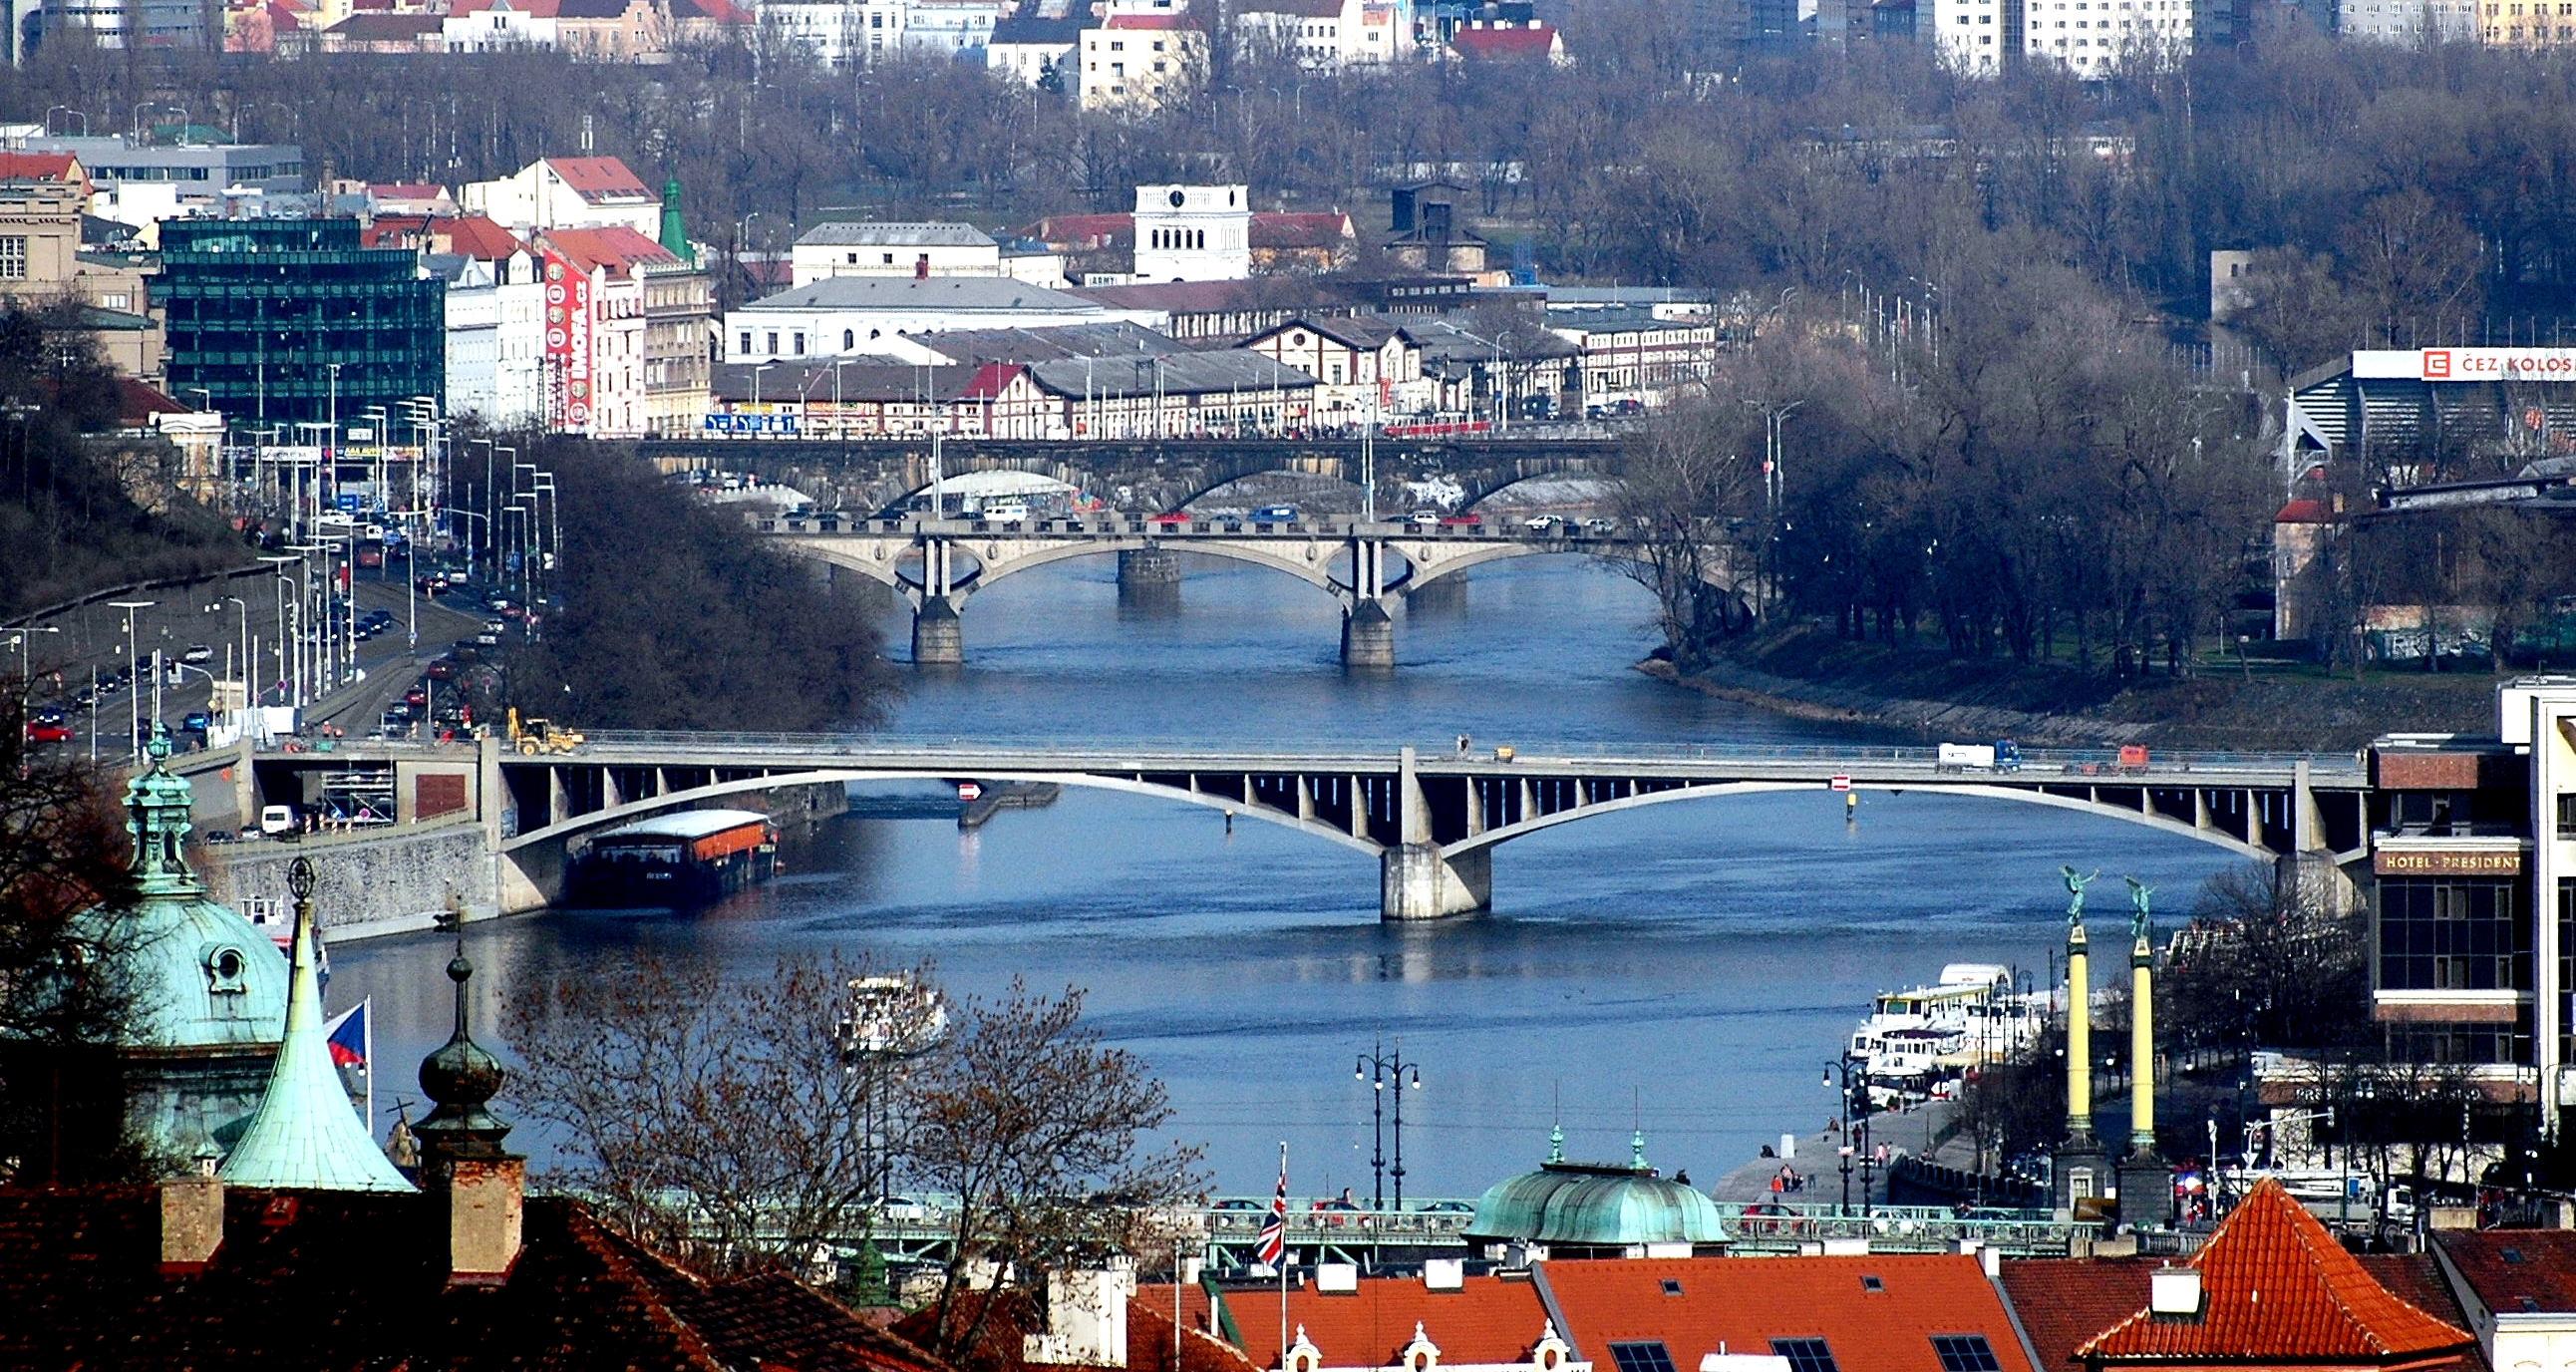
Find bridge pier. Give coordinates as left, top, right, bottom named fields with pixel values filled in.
left=912, top=598, right=963, bottom=666
left=1341, top=598, right=1395, bottom=668
left=1118, top=544, right=1181, bottom=591
left=1381, top=842, right=1490, bottom=921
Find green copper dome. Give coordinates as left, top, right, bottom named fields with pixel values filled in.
left=42, top=730, right=291, bottom=1161
left=1466, top=1129, right=1728, bottom=1249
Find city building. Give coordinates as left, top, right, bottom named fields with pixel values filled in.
left=1383, top=182, right=1487, bottom=276
left=462, top=156, right=659, bottom=238
left=1925, top=0, right=2189, bottom=76
left=642, top=256, right=715, bottom=437
left=1078, top=9, right=1207, bottom=112
left=724, top=275, right=1165, bottom=363
left=1250, top=211, right=1357, bottom=274
left=2337, top=0, right=2474, bottom=41
left=2477, top=0, right=2571, bottom=42
left=1234, top=0, right=1413, bottom=66
left=1023, top=350, right=1316, bottom=437
left=533, top=224, right=690, bottom=438
left=1544, top=306, right=1718, bottom=411
left=368, top=213, right=544, bottom=427
left=763, top=0, right=906, bottom=64
left=987, top=6, right=1083, bottom=85
left=1133, top=183, right=1251, bottom=282
left=155, top=216, right=445, bottom=429
left=4, top=135, right=302, bottom=199
left=900, top=0, right=1009, bottom=54
left=1148, top=1266, right=1576, bottom=1372
left=792, top=221, right=1004, bottom=285
left=1241, top=315, right=1424, bottom=420
left=442, top=0, right=560, bottom=48
left=35, top=0, right=207, bottom=47
left=2431, top=1229, right=2576, bottom=1370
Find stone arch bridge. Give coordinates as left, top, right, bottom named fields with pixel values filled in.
left=469, top=735, right=2369, bottom=921
left=754, top=513, right=1726, bottom=667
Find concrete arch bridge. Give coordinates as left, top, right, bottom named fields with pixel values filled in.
left=478, top=735, right=2371, bottom=920
left=755, top=513, right=1736, bottom=667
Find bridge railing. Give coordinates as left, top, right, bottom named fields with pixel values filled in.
left=551, top=731, right=2366, bottom=780
left=755, top=514, right=1629, bottom=542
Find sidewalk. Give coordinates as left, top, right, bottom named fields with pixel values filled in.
left=1710, top=1098, right=1979, bottom=1205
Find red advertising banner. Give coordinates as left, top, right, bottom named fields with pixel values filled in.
left=539, top=247, right=595, bottom=430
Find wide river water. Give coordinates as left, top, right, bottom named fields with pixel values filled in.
left=334, top=555, right=2240, bottom=1200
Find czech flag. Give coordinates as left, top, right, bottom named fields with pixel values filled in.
left=324, top=999, right=370, bottom=1072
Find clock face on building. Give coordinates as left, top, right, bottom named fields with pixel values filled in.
left=1168, top=189, right=1186, bottom=208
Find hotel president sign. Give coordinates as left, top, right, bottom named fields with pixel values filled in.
left=2356, top=348, right=2576, bottom=382
left=2374, top=848, right=2525, bottom=875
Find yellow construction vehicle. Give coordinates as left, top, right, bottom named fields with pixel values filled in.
left=507, top=706, right=585, bottom=755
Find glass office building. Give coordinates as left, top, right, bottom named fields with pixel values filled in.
left=156, top=217, right=443, bottom=429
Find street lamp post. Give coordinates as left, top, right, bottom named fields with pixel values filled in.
left=1354, top=1041, right=1424, bottom=1211
left=110, top=601, right=156, bottom=759
left=206, top=596, right=249, bottom=714
left=1823, top=1055, right=1875, bottom=1217
left=8, top=626, right=60, bottom=774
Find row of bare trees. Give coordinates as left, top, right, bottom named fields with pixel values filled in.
left=19, top=13, right=2576, bottom=328
left=503, top=954, right=1201, bottom=1355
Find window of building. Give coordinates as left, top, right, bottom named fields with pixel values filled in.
left=2381, top=876, right=2525, bottom=992
left=1607, top=1345, right=1676, bottom=1372
left=1932, top=1337, right=2001, bottom=1372
left=739, top=331, right=753, bottom=354
left=2557, top=791, right=2574, bottom=839
left=793, top=332, right=806, bottom=354
left=0, top=236, right=25, bottom=281
left=1771, top=1341, right=1837, bottom=1372
left=843, top=329, right=855, bottom=349
left=767, top=331, right=780, bottom=354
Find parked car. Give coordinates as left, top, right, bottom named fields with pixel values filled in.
left=1407, top=510, right=1443, bottom=527
left=181, top=644, right=213, bottom=665
left=1251, top=505, right=1299, bottom=522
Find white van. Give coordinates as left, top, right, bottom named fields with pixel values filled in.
left=259, top=805, right=296, bottom=837
left=978, top=503, right=1031, bottom=522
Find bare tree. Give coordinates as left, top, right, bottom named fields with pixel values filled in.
left=907, top=980, right=1204, bottom=1361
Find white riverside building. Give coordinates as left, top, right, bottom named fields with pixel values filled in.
left=1926, top=0, right=2190, bottom=76
left=724, top=275, right=1166, bottom=362
left=791, top=221, right=1002, bottom=285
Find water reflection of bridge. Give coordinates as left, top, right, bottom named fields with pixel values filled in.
left=753, top=514, right=1731, bottom=668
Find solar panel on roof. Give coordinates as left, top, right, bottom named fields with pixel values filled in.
left=1608, top=1344, right=1676, bottom=1372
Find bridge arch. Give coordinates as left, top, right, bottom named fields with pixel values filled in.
left=960, top=538, right=1351, bottom=605
left=1441, top=780, right=2288, bottom=863
left=505, top=766, right=1383, bottom=858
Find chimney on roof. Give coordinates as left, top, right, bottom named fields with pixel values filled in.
left=1026, top=1260, right=1135, bottom=1368
left=2148, top=1265, right=2202, bottom=1317
left=159, top=1157, right=225, bottom=1277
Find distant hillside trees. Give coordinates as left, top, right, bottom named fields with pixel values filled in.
left=490, top=441, right=898, bottom=732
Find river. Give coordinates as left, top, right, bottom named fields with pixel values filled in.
left=331, top=553, right=2240, bottom=1200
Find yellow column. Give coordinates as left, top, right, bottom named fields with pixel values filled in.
left=2130, top=935, right=2155, bottom=1154
left=2067, top=921, right=2091, bottom=1136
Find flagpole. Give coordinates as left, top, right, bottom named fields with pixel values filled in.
left=362, top=996, right=375, bottom=1140
left=1278, top=1140, right=1288, bottom=1372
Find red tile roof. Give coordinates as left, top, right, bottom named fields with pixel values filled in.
left=0, top=152, right=83, bottom=183
left=891, top=1286, right=1257, bottom=1372
left=1540, top=1254, right=2039, bottom=1372
left=545, top=156, right=652, bottom=201
left=0, top=1187, right=957, bottom=1372
left=2274, top=499, right=2335, bottom=522
left=115, top=378, right=190, bottom=425
left=369, top=181, right=445, bottom=199
left=440, top=213, right=528, bottom=261
left=2434, top=1230, right=2576, bottom=1317
left=2001, top=1258, right=2159, bottom=1371
left=674, top=0, right=753, bottom=22
left=1149, top=1274, right=1555, bottom=1370
left=1105, top=12, right=1189, bottom=27
left=1250, top=212, right=1353, bottom=250
left=1450, top=22, right=1560, bottom=57
left=2078, top=1182, right=2472, bottom=1368
left=1024, top=213, right=1132, bottom=249
left=542, top=224, right=679, bottom=278
left=962, top=361, right=1026, bottom=400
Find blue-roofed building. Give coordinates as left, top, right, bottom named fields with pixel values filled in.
left=1466, top=1127, right=1730, bottom=1257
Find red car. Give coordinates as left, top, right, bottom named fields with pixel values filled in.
left=24, top=722, right=72, bottom=743
left=1440, top=513, right=1483, bottom=527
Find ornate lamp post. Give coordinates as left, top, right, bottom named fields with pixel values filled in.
left=1355, top=1041, right=1423, bottom=1211
left=1823, top=1055, right=1875, bottom=1216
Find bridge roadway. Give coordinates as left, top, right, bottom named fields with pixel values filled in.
left=444, top=734, right=2369, bottom=921
left=751, top=514, right=1732, bottom=668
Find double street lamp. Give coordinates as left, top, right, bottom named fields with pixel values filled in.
left=109, top=600, right=156, bottom=759
left=1355, top=1042, right=1424, bottom=1212
left=1823, top=1055, right=1877, bottom=1218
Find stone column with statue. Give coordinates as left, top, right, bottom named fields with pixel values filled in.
left=2053, top=866, right=2106, bottom=1219
left=2116, top=876, right=2170, bottom=1230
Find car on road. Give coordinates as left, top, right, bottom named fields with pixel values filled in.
left=404, top=686, right=429, bottom=707
left=425, top=659, right=457, bottom=680
left=1440, top=513, right=1482, bottom=527
left=1415, top=1200, right=1474, bottom=1213
left=180, top=711, right=211, bottom=733
left=1524, top=514, right=1560, bottom=532
left=475, top=631, right=501, bottom=646
left=1407, top=510, right=1442, bottom=527
left=483, top=619, right=505, bottom=635
left=23, top=721, right=71, bottom=743
left=181, top=644, right=213, bottom=665
left=1583, top=516, right=1614, bottom=533
left=1210, top=1199, right=1265, bottom=1211
left=259, top=805, right=297, bottom=837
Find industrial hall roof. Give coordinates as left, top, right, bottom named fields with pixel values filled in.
left=1538, top=1253, right=2038, bottom=1372
left=798, top=220, right=999, bottom=249
left=744, top=276, right=1111, bottom=314
left=2074, top=1181, right=2473, bottom=1370
left=0, top=1187, right=957, bottom=1372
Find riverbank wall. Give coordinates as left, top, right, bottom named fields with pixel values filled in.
left=1655, top=626, right=2497, bottom=751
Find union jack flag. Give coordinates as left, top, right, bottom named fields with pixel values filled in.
left=1254, top=1158, right=1287, bottom=1265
